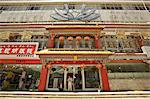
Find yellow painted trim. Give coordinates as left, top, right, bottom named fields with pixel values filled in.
left=35, top=49, right=113, bottom=55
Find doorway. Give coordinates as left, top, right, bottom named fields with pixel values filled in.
left=65, top=66, right=82, bottom=91
left=46, top=65, right=101, bottom=91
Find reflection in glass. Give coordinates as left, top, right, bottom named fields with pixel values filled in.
left=48, top=66, right=64, bottom=88
left=84, top=66, right=100, bottom=88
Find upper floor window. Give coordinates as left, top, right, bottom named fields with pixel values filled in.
left=101, top=4, right=123, bottom=10
left=134, top=5, right=145, bottom=10
left=0, top=4, right=150, bottom=11
left=0, top=6, right=8, bottom=10
left=26, top=6, right=40, bottom=10
left=146, top=5, right=150, bottom=12
left=68, top=4, right=75, bottom=9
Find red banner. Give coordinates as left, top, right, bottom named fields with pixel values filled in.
left=0, top=42, right=39, bottom=59
left=0, top=44, right=36, bottom=55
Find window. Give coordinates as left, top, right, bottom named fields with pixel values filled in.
left=47, top=66, right=64, bottom=88
left=0, top=4, right=149, bottom=11
left=146, top=5, right=150, bottom=12
left=134, top=5, right=145, bottom=10
left=107, top=64, right=150, bottom=73
left=26, top=6, right=40, bottom=10
left=101, top=6, right=106, bottom=9
left=84, top=66, right=100, bottom=88
left=68, top=4, right=75, bottom=9
left=0, top=6, right=8, bottom=10
left=101, top=4, right=123, bottom=10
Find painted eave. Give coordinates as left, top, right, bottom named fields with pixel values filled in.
left=35, top=49, right=113, bottom=55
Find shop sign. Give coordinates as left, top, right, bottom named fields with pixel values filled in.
left=0, top=42, right=39, bottom=59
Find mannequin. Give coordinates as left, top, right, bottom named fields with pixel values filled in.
left=67, top=76, right=73, bottom=91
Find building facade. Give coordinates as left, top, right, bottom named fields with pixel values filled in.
left=0, top=0, right=150, bottom=91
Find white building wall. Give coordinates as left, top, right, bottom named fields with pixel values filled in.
left=0, top=10, right=150, bottom=23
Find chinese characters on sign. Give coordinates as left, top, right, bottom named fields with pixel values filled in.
left=0, top=42, right=39, bottom=59
left=0, top=45, right=36, bottom=54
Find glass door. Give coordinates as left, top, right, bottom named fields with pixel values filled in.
left=84, top=66, right=101, bottom=91
left=46, top=66, right=64, bottom=91
left=65, top=66, right=82, bottom=91
left=46, top=65, right=101, bottom=91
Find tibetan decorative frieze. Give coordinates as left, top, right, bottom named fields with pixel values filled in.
left=142, top=32, right=150, bottom=40
left=116, top=32, right=127, bottom=39
left=0, top=32, right=10, bottom=40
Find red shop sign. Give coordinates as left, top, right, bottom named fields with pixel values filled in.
left=0, top=42, right=39, bottom=59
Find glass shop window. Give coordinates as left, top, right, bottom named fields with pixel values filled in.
left=84, top=66, right=100, bottom=88
left=107, top=64, right=150, bottom=73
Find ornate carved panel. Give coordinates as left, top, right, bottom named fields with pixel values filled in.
left=116, top=32, right=127, bottom=39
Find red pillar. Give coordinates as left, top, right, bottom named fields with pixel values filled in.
left=94, top=35, right=101, bottom=49
left=47, top=33, right=55, bottom=48
left=100, top=64, right=110, bottom=91
left=38, top=65, right=48, bottom=91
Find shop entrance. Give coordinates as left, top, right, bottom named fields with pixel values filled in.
left=46, top=65, right=101, bottom=91
left=66, top=66, right=82, bottom=91
left=46, top=65, right=82, bottom=91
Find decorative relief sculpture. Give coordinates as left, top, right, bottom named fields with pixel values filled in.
left=142, top=32, right=150, bottom=40
left=116, top=32, right=126, bottom=39
left=21, top=31, right=32, bottom=40
left=0, top=32, right=10, bottom=40
left=50, top=4, right=100, bottom=21
left=124, top=41, right=130, bottom=48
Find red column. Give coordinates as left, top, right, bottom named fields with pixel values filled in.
left=94, top=35, right=101, bottom=49
left=47, top=33, right=55, bottom=48
left=100, top=64, right=110, bottom=91
left=38, top=65, right=48, bottom=91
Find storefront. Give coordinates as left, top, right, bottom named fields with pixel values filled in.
left=0, top=42, right=41, bottom=91
left=36, top=49, right=112, bottom=91
left=46, top=64, right=101, bottom=91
